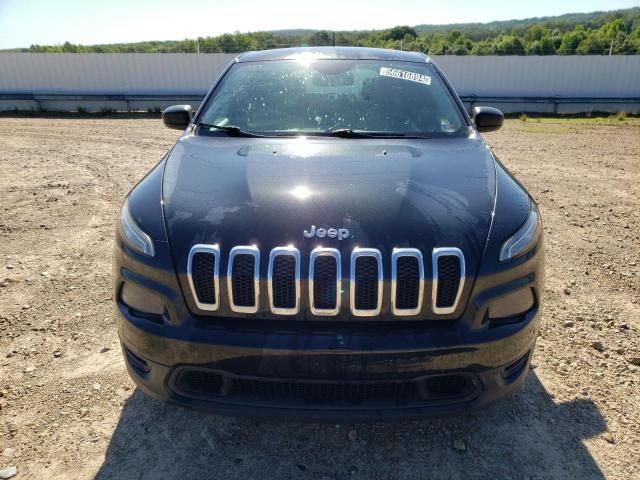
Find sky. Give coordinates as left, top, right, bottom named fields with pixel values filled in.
left=1, top=0, right=639, bottom=49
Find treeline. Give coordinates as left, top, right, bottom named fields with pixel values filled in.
left=25, top=7, right=640, bottom=55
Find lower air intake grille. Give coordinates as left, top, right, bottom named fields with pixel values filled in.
left=421, top=374, right=476, bottom=399
left=313, top=256, right=337, bottom=310
left=272, top=255, right=296, bottom=309
left=354, top=256, right=379, bottom=310
left=436, top=255, right=462, bottom=309
left=233, top=377, right=419, bottom=404
left=175, top=369, right=225, bottom=396
left=191, top=252, right=216, bottom=304
left=231, top=254, right=256, bottom=307
left=171, top=368, right=479, bottom=406
left=395, top=256, right=420, bottom=309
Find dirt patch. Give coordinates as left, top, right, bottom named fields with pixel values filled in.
left=0, top=118, right=638, bottom=479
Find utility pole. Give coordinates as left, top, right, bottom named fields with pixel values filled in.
left=400, top=39, right=403, bottom=51
left=608, top=38, right=613, bottom=56
left=332, top=32, right=336, bottom=46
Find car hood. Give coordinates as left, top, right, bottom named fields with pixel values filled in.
left=163, top=134, right=496, bottom=290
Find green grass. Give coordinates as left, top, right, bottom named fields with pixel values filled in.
left=512, top=123, right=574, bottom=134
left=506, top=113, right=640, bottom=133
left=509, top=114, right=640, bottom=126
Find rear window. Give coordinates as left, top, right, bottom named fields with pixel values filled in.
left=198, top=58, right=467, bottom=137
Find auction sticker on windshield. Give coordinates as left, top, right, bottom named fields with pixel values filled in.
left=379, top=67, right=431, bottom=86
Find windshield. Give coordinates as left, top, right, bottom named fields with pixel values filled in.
left=197, top=59, right=467, bottom=138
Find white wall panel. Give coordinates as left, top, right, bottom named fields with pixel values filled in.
left=1, top=53, right=638, bottom=113
left=0, top=53, right=237, bottom=94
left=432, top=55, right=640, bottom=97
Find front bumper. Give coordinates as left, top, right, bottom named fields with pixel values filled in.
left=113, top=219, right=544, bottom=421
left=117, top=301, right=539, bottom=421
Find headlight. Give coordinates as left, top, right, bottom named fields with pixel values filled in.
left=499, top=204, right=540, bottom=262
left=119, top=198, right=155, bottom=257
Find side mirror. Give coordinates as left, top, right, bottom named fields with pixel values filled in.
left=162, top=105, right=193, bottom=130
left=472, top=106, right=504, bottom=132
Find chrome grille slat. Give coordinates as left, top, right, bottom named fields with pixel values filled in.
left=431, top=247, right=465, bottom=315
left=309, top=247, right=341, bottom=316
left=391, top=248, right=424, bottom=316
left=268, top=247, right=301, bottom=315
left=227, top=246, right=260, bottom=313
left=187, top=244, right=220, bottom=311
left=350, top=248, right=383, bottom=316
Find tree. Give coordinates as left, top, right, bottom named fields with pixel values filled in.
left=470, top=40, right=495, bottom=55
left=309, top=31, right=332, bottom=46
left=575, top=32, right=607, bottom=54
left=524, top=25, right=551, bottom=43
left=494, top=35, right=526, bottom=55
left=61, top=41, right=79, bottom=53
left=23, top=7, right=640, bottom=56
left=388, top=26, right=417, bottom=41
left=528, top=35, right=556, bottom=54
left=558, top=26, right=587, bottom=54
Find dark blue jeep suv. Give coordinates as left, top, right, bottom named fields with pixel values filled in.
left=114, top=47, right=544, bottom=421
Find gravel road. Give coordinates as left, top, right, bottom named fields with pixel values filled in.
left=0, top=117, right=638, bottom=479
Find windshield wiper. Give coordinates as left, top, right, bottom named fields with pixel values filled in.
left=324, top=128, right=379, bottom=138
left=323, top=129, right=429, bottom=139
left=197, top=123, right=265, bottom=138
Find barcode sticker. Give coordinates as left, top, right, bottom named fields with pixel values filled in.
left=379, top=67, right=431, bottom=86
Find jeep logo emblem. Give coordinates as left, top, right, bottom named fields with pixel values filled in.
left=304, top=225, right=350, bottom=240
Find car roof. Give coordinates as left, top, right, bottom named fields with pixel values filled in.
left=237, top=46, right=430, bottom=64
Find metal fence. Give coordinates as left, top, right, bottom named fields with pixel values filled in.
left=1, top=53, right=639, bottom=113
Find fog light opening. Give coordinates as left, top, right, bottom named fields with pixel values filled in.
left=125, top=347, right=150, bottom=374
left=120, top=281, right=165, bottom=316
left=173, top=368, right=228, bottom=398
left=418, top=373, right=476, bottom=400
left=488, top=287, right=535, bottom=322
left=502, top=351, right=531, bottom=384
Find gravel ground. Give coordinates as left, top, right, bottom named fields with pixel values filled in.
left=0, top=117, right=638, bottom=479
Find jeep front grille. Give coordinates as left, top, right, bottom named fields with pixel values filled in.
left=309, top=248, right=341, bottom=316
left=432, top=247, right=465, bottom=315
left=187, top=244, right=220, bottom=311
left=187, top=245, right=465, bottom=318
left=192, top=253, right=217, bottom=304
left=227, top=246, right=260, bottom=313
left=350, top=248, right=383, bottom=316
left=391, top=248, right=424, bottom=316
left=268, top=247, right=300, bottom=315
